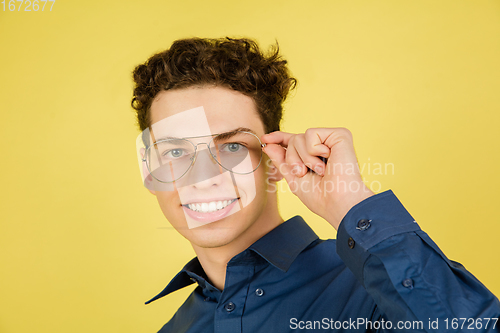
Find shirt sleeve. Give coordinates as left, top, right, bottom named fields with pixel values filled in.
left=336, top=190, right=500, bottom=332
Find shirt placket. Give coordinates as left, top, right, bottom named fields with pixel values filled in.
left=214, top=264, right=255, bottom=333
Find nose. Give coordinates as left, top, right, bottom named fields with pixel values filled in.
left=181, top=145, right=225, bottom=189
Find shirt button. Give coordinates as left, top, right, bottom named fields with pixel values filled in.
left=255, top=288, right=264, bottom=297
left=224, top=302, right=236, bottom=312
left=348, top=237, right=355, bottom=249
left=402, top=278, right=414, bottom=289
left=356, top=219, right=371, bottom=231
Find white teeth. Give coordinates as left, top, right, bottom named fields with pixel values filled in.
left=187, top=199, right=235, bottom=213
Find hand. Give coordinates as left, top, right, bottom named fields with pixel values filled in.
left=261, top=128, right=374, bottom=230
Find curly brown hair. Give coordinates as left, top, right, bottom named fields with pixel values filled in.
left=130, top=37, right=297, bottom=135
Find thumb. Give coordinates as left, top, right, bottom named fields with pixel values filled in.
left=262, top=143, right=293, bottom=183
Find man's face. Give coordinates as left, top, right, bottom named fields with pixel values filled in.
left=146, top=85, right=271, bottom=248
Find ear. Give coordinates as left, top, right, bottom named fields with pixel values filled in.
left=140, top=148, right=156, bottom=196
left=264, top=156, right=284, bottom=183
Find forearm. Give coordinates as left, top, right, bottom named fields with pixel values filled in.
left=336, top=190, right=500, bottom=332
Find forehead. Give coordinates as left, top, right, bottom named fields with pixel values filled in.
left=149, top=86, right=265, bottom=137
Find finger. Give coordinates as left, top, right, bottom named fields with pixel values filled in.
left=304, top=128, right=331, bottom=159
left=305, top=127, right=353, bottom=150
left=261, top=131, right=294, bottom=147
left=262, top=143, right=294, bottom=183
left=304, top=128, right=358, bottom=167
left=284, top=136, right=309, bottom=177
left=293, top=138, right=327, bottom=176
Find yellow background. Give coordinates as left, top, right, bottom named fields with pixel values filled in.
left=1, top=0, right=499, bottom=331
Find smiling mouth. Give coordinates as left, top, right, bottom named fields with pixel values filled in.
left=182, top=199, right=238, bottom=213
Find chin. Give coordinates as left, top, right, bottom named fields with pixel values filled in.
left=183, top=212, right=253, bottom=249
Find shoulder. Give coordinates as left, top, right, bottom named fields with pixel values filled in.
left=282, top=237, right=379, bottom=320
left=288, top=237, right=356, bottom=284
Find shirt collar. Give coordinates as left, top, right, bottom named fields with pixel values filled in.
left=145, top=215, right=319, bottom=304
left=248, top=215, right=319, bottom=272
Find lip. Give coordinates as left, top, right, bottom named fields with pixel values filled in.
left=182, top=198, right=239, bottom=225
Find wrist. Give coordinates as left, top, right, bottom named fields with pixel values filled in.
left=326, top=188, right=375, bottom=230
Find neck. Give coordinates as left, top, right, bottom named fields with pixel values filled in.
left=191, top=193, right=283, bottom=291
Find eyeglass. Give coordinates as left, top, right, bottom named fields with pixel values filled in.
left=142, top=130, right=266, bottom=183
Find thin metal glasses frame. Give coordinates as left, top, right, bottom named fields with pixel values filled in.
left=142, top=131, right=267, bottom=183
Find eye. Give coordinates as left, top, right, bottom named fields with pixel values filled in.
left=164, top=148, right=185, bottom=158
left=223, top=143, right=242, bottom=152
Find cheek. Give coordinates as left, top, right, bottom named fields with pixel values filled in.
left=232, top=166, right=267, bottom=206
left=155, top=191, right=194, bottom=233
left=155, top=191, right=181, bottom=218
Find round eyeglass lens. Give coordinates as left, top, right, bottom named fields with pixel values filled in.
left=208, top=132, right=263, bottom=174
left=146, top=138, right=196, bottom=183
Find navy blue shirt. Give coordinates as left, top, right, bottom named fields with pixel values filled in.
left=146, top=190, right=500, bottom=332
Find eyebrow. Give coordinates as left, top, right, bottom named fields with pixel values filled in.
left=152, top=127, right=257, bottom=143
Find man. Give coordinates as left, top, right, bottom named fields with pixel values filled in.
left=131, top=37, right=500, bottom=332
